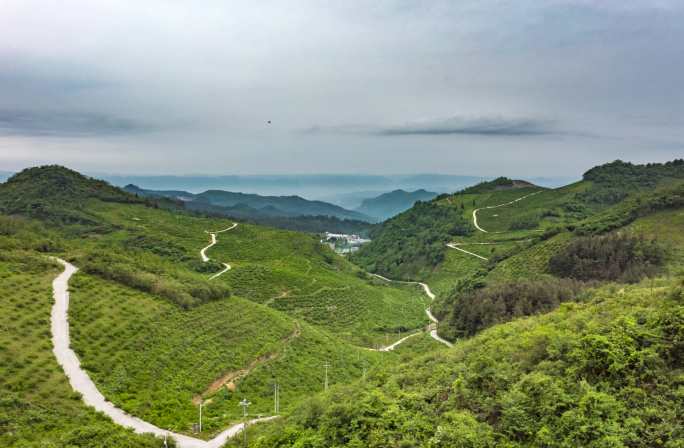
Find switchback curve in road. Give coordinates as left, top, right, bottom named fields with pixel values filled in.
left=200, top=223, right=238, bottom=279
left=369, top=273, right=451, bottom=348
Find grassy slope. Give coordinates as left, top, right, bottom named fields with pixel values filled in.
left=0, top=253, right=163, bottom=448
left=84, top=200, right=429, bottom=346
left=235, top=276, right=684, bottom=447
left=0, top=167, right=432, bottom=443
left=69, top=272, right=386, bottom=437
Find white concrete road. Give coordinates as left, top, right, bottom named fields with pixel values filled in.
left=472, top=191, right=542, bottom=233
left=200, top=223, right=238, bottom=279
left=50, top=257, right=275, bottom=448
left=369, top=273, right=452, bottom=348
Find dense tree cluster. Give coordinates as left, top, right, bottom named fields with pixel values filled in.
left=351, top=201, right=473, bottom=279
left=579, top=159, right=684, bottom=205
left=574, top=181, right=684, bottom=235
left=440, top=278, right=584, bottom=339
left=549, top=233, right=665, bottom=283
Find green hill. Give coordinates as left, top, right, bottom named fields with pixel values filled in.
left=239, top=276, right=684, bottom=448
left=3, top=160, right=684, bottom=447
left=225, top=160, right=684, bottom=448
left=0, top=166, right=435, bottom=445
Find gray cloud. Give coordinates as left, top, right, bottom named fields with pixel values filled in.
left=0, top=109, right=155, bottom=137
left=0, top=1, right=683, bottom=176
left=306, top=117, right=556, bottom=137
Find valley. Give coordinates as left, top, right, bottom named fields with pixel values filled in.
left=1, top=160, right=683, bottom=447
left=4, top=3, right=683, bottom=447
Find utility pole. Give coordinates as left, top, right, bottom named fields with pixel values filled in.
left=273, top=381, right=280, bottom=414
left=323, top=361, right=330, bottom=391
left=199, top=400, right=203, bottom=433
left=239, top=398, right=251, bottom=448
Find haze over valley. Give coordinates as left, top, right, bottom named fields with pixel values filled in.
left=2, top=2, right=683, bottom=448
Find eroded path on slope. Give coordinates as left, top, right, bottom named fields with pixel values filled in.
left=50, top=258, right=276, bottom=448
left=472, top=191, right=542, bottom=233
left=193, top=322, right=301, bottom=404
left=200, top=223, right=238, bottom=280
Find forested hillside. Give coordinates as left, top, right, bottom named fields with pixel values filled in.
left=352, top=200, right=473, bottom=280
left=233, top=159, right=684, bottom=447
left=125, top=184, right=373, bottom=223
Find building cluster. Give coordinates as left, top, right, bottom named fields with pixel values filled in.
left=322, top=232, right=371, bottom=254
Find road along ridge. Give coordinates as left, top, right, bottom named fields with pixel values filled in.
left=50, top=257, right=276, bottom=448
left=472, top=191, right=542, bottom=233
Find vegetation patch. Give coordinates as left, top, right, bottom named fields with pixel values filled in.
left=549, top=233, right=666, bottom=283
left=352, top=201, right=473, bottom=280
left=237, top=279, right=684, bottom=448
left=440, top=278, right=585, bottom=339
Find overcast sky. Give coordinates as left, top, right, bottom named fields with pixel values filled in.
left=1, top=1, right=682, bottom=177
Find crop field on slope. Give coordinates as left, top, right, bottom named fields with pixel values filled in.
left=68, top=273, right=386, bottom=438
left=79, top=201, right=430, bottom=346
left=626, top=209, right=684, bottom=266
left=0, top=254, right=162, bottom=448
left=425, top=247, right=484, bottom=298
left=236, top=275, right=684, bottom=448
left=486, top=233, right=574, bottom=283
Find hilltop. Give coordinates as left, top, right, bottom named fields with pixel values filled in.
left=355, top=188, right=438, bottom=221
left=460, top=176, right=539, bottom=194
left=0, top=166, right=147, bottom=225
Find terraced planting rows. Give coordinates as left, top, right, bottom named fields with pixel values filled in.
left=0, top=255, right=160, bottom=447
left=72, top=201, right=431, bottom=347
left=0, top=187, right=431, bottom=445
left=69, top=273, right=385, bottom=438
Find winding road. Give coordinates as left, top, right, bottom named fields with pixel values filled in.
left=369, top=273, right=452, bottom=348
left=50, top=257, right=276, bottom=448
left=472, top=191, right=542, bottom=233
left=200, top=223, right=238, bottom=279
left=49, top=218, right=452, bottom=444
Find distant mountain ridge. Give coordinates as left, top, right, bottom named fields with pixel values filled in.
left=124, top=184, right=373, bottom=222
left=355, top=189, right=438, bottom=220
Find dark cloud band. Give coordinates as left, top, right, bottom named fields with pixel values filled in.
left=0, top=109, right=154, bottom=137
left=305, top=116, right=556, bottom=137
